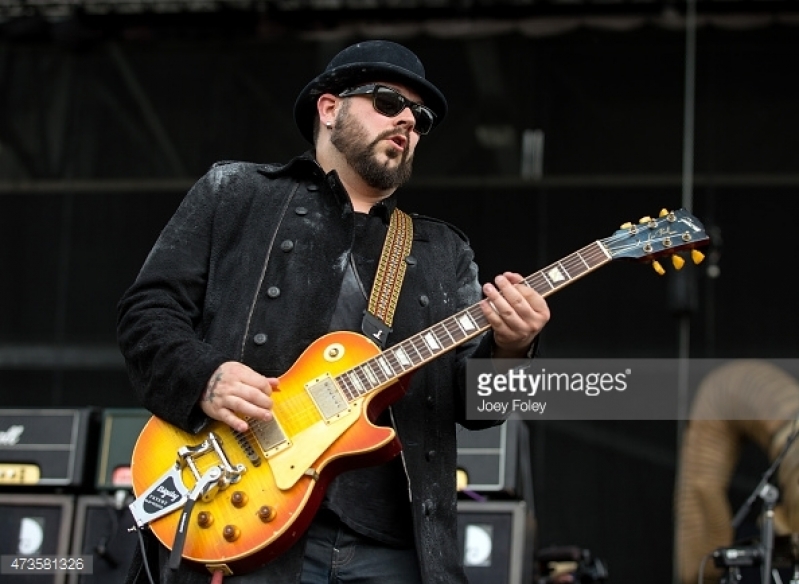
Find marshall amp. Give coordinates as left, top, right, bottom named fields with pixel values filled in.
left=0, top=409, right=95, bottom=489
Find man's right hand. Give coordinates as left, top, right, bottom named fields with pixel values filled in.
left=199, top=361, right=278, bottom=433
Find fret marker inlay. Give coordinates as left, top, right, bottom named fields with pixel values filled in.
left=423, top=332, right=440, bottom=351
left=547, top=267, right=565, bottom=282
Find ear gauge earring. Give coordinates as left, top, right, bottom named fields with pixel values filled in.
left=325, top=121, right=333, bottom=129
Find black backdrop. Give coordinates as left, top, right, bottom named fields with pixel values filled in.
left=2, top=14, right=799, bottom=583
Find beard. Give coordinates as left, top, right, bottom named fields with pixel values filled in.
left=330, top=108, right=414, bottom=190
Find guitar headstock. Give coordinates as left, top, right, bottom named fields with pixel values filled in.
left=602, top=208, right=710, bottom=275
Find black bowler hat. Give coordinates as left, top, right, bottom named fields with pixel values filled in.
left=293, top=40, right=448, bottom=144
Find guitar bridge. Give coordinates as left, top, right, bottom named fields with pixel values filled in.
left=306, top=374, right=350, bottom=422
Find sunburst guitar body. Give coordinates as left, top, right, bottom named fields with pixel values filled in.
left=130, top=331, right=409, bottom=576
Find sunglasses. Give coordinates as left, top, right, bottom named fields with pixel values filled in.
left=337, top=84, right=436, bottom=135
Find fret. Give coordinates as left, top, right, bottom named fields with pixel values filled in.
left=526, top=273, right=549, bottom=295
left=445, top=318, right=462, bottom=340
left=370, top=359, right=389, bottom=384
left=337, top=375, right=355, bottom=400
left=406, top=337, right=426, bottom=362
left=381, top=353, right=396, bottom=374
left=369, top=359, right=392, bottom=385
left=561, top=254, right=582, bottom=272
left=433, top=320, right=455, bottom=348
left=419, top=335, right=435, bottom=360
left=356, top=367, right=374, bottom=393
left=575, top=249, right=591, bottom=270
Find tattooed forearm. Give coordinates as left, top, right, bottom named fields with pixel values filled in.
left=203, top=372, right=223, bottom=402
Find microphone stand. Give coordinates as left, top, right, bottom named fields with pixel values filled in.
left=730, top=422, right=799, bottom=583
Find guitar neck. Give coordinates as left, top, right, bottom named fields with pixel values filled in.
left=334, top=240, right=612, bottom=402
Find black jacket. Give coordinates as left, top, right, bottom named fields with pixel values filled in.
left=117, top=152, right=501, bottom=584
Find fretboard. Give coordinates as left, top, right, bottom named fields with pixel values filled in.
left=334, top=240, right=612, bottom=402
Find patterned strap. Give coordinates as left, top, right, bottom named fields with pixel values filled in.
left=362, top=208, right=413, bottom=347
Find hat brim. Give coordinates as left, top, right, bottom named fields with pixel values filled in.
left=294, top=61, right=448, bottom=144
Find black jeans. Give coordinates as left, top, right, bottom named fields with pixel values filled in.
left=300, top=511, right=422, bottom=584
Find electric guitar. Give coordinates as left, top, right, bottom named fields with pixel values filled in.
left=128, top=208, right=709, bottom=576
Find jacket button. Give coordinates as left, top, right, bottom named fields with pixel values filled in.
left=280, top=240, right=294, bottom=252
left=405, top=255, right=417, bottom=266
left=307, top=184, right=319, bottom=191
left=419, top=295, right=429, bottom=307
left=426, top=395, right=434, bottom=408
left=267, top=286, right=281, bottom=298
left=253, top=333, right=267, bottom=346
left=425, top=450, right=436, bottom=461
left=422, top=500, right=433, bottom=516
left=295, top=207, right=308, bottom=216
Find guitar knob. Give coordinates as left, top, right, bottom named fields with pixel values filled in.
left=659, top=208, right=669, bottom=217
left=691, top=249, right=705, bottom=264
left=197, top=511, right=214, bottom=528
left=652, top=260, right=665, bottom=276
left=639, top=216, right=652, bottom=224
left=258, top=506, right=277, bottom=523
left=620, top=222, right=633, bottom=229
left=231, top=491, right=248, bottom=508
left=671, top=255, right=685, bottom=270
left=223, top=525, right=241, bottom=542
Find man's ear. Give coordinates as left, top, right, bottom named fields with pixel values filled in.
left=316, top=94, right=338, bottom=127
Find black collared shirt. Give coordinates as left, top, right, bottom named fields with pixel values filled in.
left=322, top=206, right=414, bottom=548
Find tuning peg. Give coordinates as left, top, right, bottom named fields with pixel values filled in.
left=639, top=216, right=652, bottom=224
left=659, top=208, right=670, bottom=217
left=652, top=260, right=665, bottom=276
left=620, top=222, right=633, bottom=229
left=691, top=249, right=705, bottom=264
left=671, top=255, right=685, bottom=270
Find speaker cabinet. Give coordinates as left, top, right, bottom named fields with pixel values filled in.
left=95, top=409, right=150, bottom=491
left=0, top=493, right=75, bottom=584
left=456, top=417, right=531, bottom=497
left=68, top=495, right=138, bottom=584
left=457, top=500, right=534, bottom=584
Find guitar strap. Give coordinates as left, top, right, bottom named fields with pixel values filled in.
left=361, top=208, right=413, bottom=349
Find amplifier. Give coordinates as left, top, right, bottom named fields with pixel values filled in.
left=0, top=409, right=95, bottom=489
left=0, top=493, right=75, bottom=584
left=95, top=409, right=150, bottom=491
left=68, top=494, right=139, bottom=584
left=456, top=416, right=531, bottom=498
left=457, top=500, right=534, bottom=584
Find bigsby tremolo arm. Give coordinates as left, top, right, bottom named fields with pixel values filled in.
left=128, top=432, right=247, bottom=529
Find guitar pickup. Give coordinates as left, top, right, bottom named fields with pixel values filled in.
left=306, top=374, right=350, bottom=423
